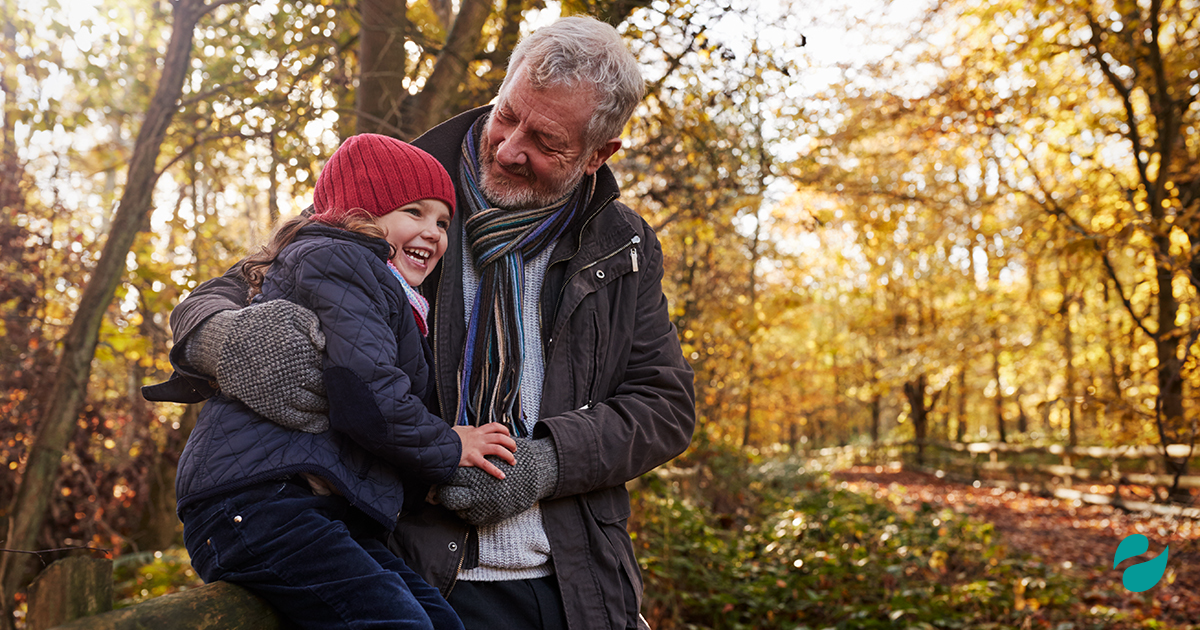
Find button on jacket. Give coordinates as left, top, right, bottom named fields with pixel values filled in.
left=391, top=108, right=695, bottom=630
left=149, top=107, right=696, bottom=630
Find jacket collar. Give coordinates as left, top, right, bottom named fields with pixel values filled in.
left=413, top=104, right=635, bottom=306
left=413, top=105, right=635, bottom=419
left=295, top=223, right=392, bottom=262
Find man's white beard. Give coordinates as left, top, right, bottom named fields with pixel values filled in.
left=478, top=137, right=589, bottom=210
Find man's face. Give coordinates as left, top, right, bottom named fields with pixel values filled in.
left=478, top=68, right=617, bottom=210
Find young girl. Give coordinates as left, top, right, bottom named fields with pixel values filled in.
left=174, top=134, right=514, bottom=630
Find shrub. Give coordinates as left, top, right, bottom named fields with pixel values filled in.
left=630, top=446, right=1088, bottom=629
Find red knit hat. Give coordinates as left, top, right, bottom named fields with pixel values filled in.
left=311, top=133, right=455, bottom=224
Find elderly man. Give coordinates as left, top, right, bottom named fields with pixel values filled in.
left=146, top=16, right=695, bottom=630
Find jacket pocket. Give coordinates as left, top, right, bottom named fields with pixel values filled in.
left=181, top=502, right=227, bottom=582
left=586, top=484, right=631, bottom=524
left=181, top=482, right=288, bottom=582
left=585, top=486, right=643, bottom=625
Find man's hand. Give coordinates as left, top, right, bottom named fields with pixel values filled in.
left=185, top=300, right=329, bottom=432
left=437, top=437, right=559, bottom=525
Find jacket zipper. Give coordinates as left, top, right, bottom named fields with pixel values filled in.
left=550, top=234, right=641, bottom=338
left=445, top=527, right=470, bottom=597
left=588, top=310, right=601, bottom=409
left=437, top=193, right=629, bottom=592
left=538, top=192, right=618, bottom=351
left=438, top=195, right=622, bottom=594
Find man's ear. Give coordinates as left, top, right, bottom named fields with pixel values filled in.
left=583, top=138, right=622, bottom=175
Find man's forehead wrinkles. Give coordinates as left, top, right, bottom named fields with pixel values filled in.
left=502, top=88, right=579, bottom=147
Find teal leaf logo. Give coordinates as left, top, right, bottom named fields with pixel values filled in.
left=1113, top=534, right=1169, bottom=592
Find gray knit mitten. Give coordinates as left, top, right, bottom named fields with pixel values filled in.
left=437, top=437, right=559, bottom=526
left=185, top=300, right=329, bottom=432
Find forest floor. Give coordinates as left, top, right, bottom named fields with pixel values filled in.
left=833, top=466, right=1200, bottom=628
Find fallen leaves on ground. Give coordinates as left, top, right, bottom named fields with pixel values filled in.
left=833, top=465, right=1200, bottom=628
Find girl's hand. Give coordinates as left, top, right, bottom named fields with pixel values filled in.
left=453, top=424, right=517, bottom=480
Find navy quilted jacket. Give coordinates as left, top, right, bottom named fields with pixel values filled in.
left=175, top=225, right=462, bottom=529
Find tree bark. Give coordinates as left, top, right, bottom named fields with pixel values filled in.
left=992, top=328, right=1006, bottom=443
left=869, top=394, right=882, bottom=444
left=402, top=0, right=493, bottom=139
left=266, top=135, right=280, bottom=227
left=0, top=0, right=224, bottom=612
left=0, top=1, right=23, bottom=214
left=1016, top=390, right=1029, bottom=434
left=1081, top=1, right=1190, bottom=489
left=50, top=580, right=282, bottom=630
left=593, top=0, right=655, bottom=26
left=355, top=0, right=411, bottom=136
left=904, top=376, right=928, bottom=465
left=24, top=557, right=112, bottom=630
left=1101, top=276, right=1125, bottom=429
left=955, top=366, right=968, bottom=442
left=1059, top=265, right=1077, bottom=447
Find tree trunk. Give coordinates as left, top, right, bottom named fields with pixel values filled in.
left=403, top=0, right=493, bottom=139
left=1082, top=0, right=1190, bottom=493
left=135, top=400, right=199, bottom=551
left=1059, top=265, right=1078, bottom=447
left=1154, top=246, right=1188, bottom=500
left=0, top=1, right=23, bottom=214
left=267, top=135, right=280, bottom=227
left=0, top=0, right=219, bottom=612
left=1153, top=246, right=1183, bottom=432
left=355, top=0, right=411, bottom=136
left=869, top=394, right=881, bottom=444
left=131, top=300, right=179, bottom=552
left=832, top=354, right=843, bottom=445
left=956, top=366, right=967, bottom=442
left=904, top=376, right=928, bottom=465
left=992, top=328, right=1006, bottom=443
left=1101, top=276, right=1125, bottom=430
left=1016, top=391, right=1028, bottom=434
left=481, top=0, right=527, bottom=90
left=935, top=382, right=949, bottom=441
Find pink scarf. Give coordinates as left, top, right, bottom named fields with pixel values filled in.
left=387, top=260, right=430, bottom=336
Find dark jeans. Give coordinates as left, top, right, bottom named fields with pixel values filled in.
left=447, top=576, right=568, bottom=630
left=181, top=479, right=463, bottom=630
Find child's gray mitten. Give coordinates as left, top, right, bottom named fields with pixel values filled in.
left=437, top=437, right=559, bottom=525
left=185, top=300, right=329, bottom=432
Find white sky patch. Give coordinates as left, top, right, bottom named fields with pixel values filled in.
left=522, top=3, right=563, bottom=32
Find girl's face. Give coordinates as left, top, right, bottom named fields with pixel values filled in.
left=376, top=199, right=451, bottom=286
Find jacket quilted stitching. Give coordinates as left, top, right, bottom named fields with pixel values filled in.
left=175, top=225, right=461, bottom=529
left=154, top=108, right=697, bottom=630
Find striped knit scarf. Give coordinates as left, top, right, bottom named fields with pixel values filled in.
left=456, top=117, right=596, bottom=436
left=387, top=260, right=430, bottom=336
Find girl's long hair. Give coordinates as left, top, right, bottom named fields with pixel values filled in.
left=241, top=210, right=391, bottom=300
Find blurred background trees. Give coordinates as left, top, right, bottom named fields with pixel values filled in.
left=0, top=0, right=1197, bottom=623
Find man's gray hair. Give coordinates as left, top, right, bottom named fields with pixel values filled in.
left=501, top=16, right=645, bottom=150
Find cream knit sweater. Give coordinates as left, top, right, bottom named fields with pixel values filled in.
left=457, top=240, right=555, bottom=581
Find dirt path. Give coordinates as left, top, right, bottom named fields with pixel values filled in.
left=832, top=466, right=1200, bottom=627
